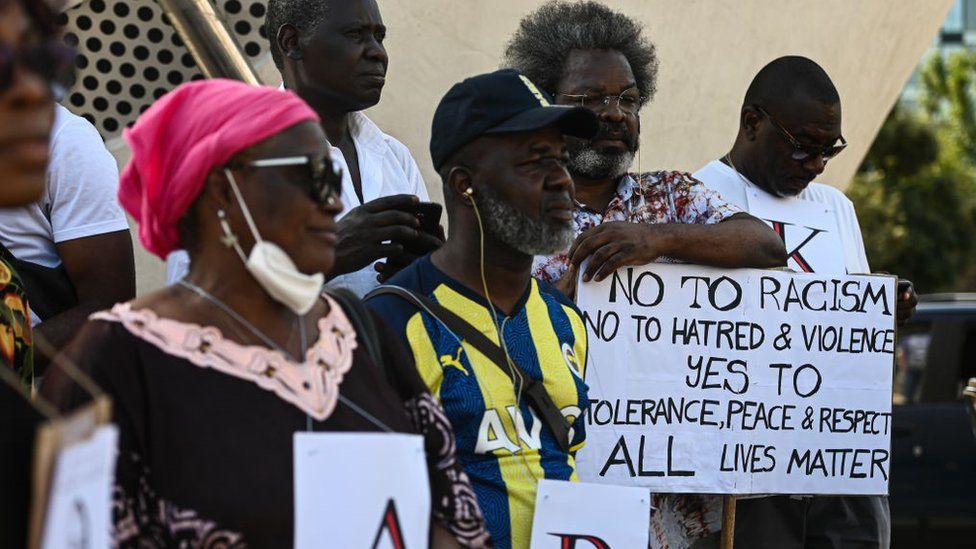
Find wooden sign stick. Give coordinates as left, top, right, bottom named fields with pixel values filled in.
left=720, top=495, right=736, bottom=549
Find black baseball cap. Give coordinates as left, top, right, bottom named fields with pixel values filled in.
left=430, top=69, right=599, bottom=170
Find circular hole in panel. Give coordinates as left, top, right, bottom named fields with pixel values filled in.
left=131, top=84, right=146, bottom=98
left=250, top=3, right=266, bottom=17
left=76, top=15, right=92, bottom=31
left=117, top=101, right=133, bottom=115
left=99, top=20, right=116, bottom=34
left=147, top=28, right=164, bottom=44
left=123, top=24, right=139, bottom=39
left=85, top=37, right=102, bottom=52
left=63, top=32, right=79, bottom=47
left=74, top=55, right=89, bottom=69
left=103, top=118, right=119, bottom=132
left=153, top=88, right=168, bottom=100
left=82, top=76, right=98, bottom=90
left=244, top=42, right=261, bottom=57
left=96, top=59, right=111, bottom=74
left=92, top=97, right=108, bottom=112
left=82, top=113, right=96, bottom=125
left=167, top=71, right=184, bottom=85
left=89, top=0, right=106, bottom=13
left=120, top=63, right=136, bottom=77
left=259, top=24, right=267, bottom=39
left=143, top=67, right=160, bottom=81
left=224, top=0, right=242, bottom=14
left=171, top=33, right=184, bottom=47
left=190, top=73, right=205, bottom=81
left=181, top=53, right=195, bottom=68
left=134, top=46, right=149, bottom=61
left=113, top=2, right=129, bottom=17
left=106, top=80, right=122, bottom=94
left=137, top=6, right=153, bottom=22
left=109, top=41, right=126, bottom=56
left=234, top=20, right=251, bottom=35
left=69, top=92, right=85, bottom=107
left=157, top=50, right=174, bottom=64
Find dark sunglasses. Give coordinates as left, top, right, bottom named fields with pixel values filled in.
left=242, top=155, right=343, bottom=204
left=755, top=105, right=848, bottom=162
left=0, top=39, right=76, bottom=94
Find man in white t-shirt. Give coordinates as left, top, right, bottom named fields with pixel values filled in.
left=694, top=55, right=917, bottom=549
left=0, top=104, right=135, bottom=368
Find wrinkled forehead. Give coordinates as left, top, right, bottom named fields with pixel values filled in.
left=558, top=49, right=636, bottom=94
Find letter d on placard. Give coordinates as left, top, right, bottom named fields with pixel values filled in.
left=547, top=533, right=612, bottom=549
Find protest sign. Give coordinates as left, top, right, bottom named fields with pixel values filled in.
left=575, top=264, right=895, bottom=495
left=530, top=479, right=650, bottom=548
left=40, top=424, right=118, bottom=549
left=294, top=432, right=430, bottom=549
left=746, top=188, right=846, bottom=275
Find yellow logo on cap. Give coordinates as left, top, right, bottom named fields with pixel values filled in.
left=519, top=75, right=551, bottom=107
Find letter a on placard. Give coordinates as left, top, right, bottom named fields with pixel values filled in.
left=371, top=499, right=406, bottom=549
left=548, top=533, right=612, bottom=549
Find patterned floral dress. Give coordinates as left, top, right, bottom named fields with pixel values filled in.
left=0, top=258, right=33, bottom=384
left=43, top=295, right=491, bottom=548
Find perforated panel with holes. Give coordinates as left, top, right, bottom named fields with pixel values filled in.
left=57, top=0, right=270, bottom=139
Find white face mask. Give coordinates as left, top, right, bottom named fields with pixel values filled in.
left=220, top=169, right=324, bottom=315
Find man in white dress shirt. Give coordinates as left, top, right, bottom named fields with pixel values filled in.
left=170, top=0, right=440, bottom=296
left=694, top=55, right=918, bottom=549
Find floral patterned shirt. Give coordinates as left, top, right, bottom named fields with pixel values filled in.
left=533, top=171, right=742, bottom=283
left=532, top=170, right=739, bottom=548
left=0, top=258, right=32, bottom=383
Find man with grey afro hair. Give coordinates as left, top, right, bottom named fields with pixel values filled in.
left=509, top=3, right=787, bottom=548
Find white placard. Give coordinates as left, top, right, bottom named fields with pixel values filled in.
left=575, top=264, right=895, bottom=495
left=530, top=479, right=650, bottom=548
left=294, top=432, right=430, bottom=549
left=40, top=424, right=118, bottom=549
left=747, top=188, right=847, bottom=275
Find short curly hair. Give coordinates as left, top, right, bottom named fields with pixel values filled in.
left=265, top=0, right=331, bottom=68
left=503, top=1, right=658, bottom=106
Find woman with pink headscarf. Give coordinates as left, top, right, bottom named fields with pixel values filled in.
left=42, top=79, right=489, bottom=548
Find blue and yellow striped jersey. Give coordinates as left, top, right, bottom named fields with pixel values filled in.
left=366, top=256, right=590, bottom=549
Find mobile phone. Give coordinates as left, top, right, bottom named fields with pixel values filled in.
left=403, top=201, right=442, bottom=237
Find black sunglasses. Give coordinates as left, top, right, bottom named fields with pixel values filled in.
left=240, top=155, right=343, bottom=204
left=755, top=105, right=848, bottom=162
left=0, top=39, right=75, bottom=94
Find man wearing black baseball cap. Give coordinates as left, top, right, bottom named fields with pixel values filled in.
left=367, top=69, right=598, bottom=549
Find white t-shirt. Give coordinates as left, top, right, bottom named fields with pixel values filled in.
left=165, top=112, right=429, bottom=297
left=693, top=159, right=870, bottom=273
left=0, top=105, right=129, bottom=324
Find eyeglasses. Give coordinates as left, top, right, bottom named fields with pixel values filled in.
left=238, top=155, right=343, bottom=204
left=755, top=105, right=847, bottom=162
left=0, top=39, right=76, bottom=95
left=555, top=87, right=642, bottom=114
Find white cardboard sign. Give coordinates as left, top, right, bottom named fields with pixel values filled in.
left=40, top=424, right=118, bottom=549
left=747, top=188, right=847, bottom=275
left=294, top=432, right=430, bottom=549
left=575, top=264, right=895, bottom=495
left=530, top=479, right=650, bottom=548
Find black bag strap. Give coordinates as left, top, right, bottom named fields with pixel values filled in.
left=325, top=288, right=392, bottom=383
left=365, top=285, right=572, bottom=452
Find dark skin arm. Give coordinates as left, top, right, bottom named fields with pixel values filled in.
left=569, top=212, right=787, bottom=283
left=896, top=278, right=918, bottom=326
left=33, top=230, right=135, bottom=372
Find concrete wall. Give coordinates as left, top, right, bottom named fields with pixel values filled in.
left=127, top=0, right=953, bottom=294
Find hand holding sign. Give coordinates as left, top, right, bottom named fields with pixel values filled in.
left=570, top=222, right=671, bottom=283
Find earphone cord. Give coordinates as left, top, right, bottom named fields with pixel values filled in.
left=469, top=190, right=540, bottom=481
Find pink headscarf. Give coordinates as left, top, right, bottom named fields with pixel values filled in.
left=118, top=78, right=320, bottom=259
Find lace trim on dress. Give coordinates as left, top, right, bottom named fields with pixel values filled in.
left=91, top=295, right=358, bottom=421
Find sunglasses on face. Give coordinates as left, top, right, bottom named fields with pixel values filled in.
left=0, top=39, right=75, bottom=95
left=755, top=105, right=848, bottom=162
left=240, top=155, right=343, bottom=204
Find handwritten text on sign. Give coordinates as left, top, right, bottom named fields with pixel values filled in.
left=574, top=264, right=895, bottom=495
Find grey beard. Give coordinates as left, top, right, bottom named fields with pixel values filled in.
left=474, top=187, right=574, bottom=256
left=568, top=144, right=636, bottom=180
